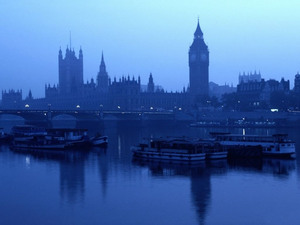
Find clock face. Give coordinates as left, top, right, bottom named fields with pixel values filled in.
left=200, top=53, right=207, bottom=61
left=190, top=54, right=196, bottom=62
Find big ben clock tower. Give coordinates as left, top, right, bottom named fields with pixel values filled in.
left=189, top=20, right=209, bottom=97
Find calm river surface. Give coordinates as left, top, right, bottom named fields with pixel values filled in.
left=0, top=120, right=300, bottom=225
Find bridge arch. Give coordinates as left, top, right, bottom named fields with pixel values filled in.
left=0, top=114, right=25, bottom=121
left=52, top=114, right=77, bottom=121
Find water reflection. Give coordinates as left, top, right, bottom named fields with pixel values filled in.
left=132, top=159, right=222, bottom=225
left=1, top=120, right=300, bottom=224
left=59, top=151, right=88, bottom=204
left=12, top=149, right=89, bottom=204
left=228, top=158, right=296, bottom=177
left=93, top=148, right=109, bottom=198
left=132, top=157, right=295, bottom=224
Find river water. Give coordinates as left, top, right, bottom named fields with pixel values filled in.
left=0, top=120, right=300, bottom=225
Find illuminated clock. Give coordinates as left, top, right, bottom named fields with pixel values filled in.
left=190, top=54, right=196, bottom=62
left=200, top=53, right=207, bottom=61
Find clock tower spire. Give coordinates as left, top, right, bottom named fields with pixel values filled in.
left=189, top=19, right=209, bottom=97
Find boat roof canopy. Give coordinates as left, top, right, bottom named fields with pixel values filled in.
left=47, top=128, right=88, bottom=132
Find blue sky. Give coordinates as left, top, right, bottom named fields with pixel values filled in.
left=1, top=0, right=300, bottom=98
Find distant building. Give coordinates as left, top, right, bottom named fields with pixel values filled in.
left=237, top=78, right=290, bottom=106
left=294, top=72, right=300, bottom=93
left=1, top=21, right=213, bottom=111
left=209, top=82, right=236, bottom=99
left=58, top=47, right=83, bottom=94
left=109, top=76, right=141, bottom=110
left=239, top=71, right=261, bottom=84
left=1, top=89, right=22, bottom=109
left=189, top=20, right=209, bottom=97
left=147, top=73, right=154, bottom=93
left=34, top=47, right=190, bottom=110
left=97, top=52, right=109, bottom=93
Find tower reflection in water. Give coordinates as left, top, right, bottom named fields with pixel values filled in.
left=132, top=157, right=295, bottom=224
left=59, top=151, right=88, bottom=204
left=10, top=143, right=296, bottom=224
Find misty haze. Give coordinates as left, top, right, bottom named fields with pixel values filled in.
left=1, top=1, right=300, bottom=225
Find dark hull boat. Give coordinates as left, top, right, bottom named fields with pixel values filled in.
left=131, top=137, right=227, bottom=163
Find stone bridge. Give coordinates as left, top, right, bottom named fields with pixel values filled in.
left=0, top=109, right=175, bottom=121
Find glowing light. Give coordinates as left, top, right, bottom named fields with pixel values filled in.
left=26, top=156, right=30, bottom=168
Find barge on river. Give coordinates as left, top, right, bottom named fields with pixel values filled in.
left=10, top=126, right=108, bottom=150
left=131, top=137, right=227, bottom=162
left=211, top=133, right=296, bottom=158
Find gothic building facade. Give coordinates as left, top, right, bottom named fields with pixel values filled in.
left=59, top=47, right=83, bottom=94
left=294, top=72, right=300, bottom=93
left=237, top=77, right=290, bottom=106
left=1, top=89, right=22, bottom=109
left=1, top=21, right=210, bottom=110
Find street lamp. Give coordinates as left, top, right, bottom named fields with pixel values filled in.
left=25, top=104, right=29, bottom=108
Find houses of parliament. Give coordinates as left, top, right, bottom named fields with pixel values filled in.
left=1, top=21, right=210, bottom=110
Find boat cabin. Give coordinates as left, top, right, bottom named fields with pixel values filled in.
left=47, top=128, right=89, bottom=141
left=148, top=137, right=213, bottom=154
left=212, top=133, right=293, bottom=144
left=12, top=125, right=47, bottom=137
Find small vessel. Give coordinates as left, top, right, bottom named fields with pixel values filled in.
left=90, top=135, right=108, bottom=147
left=11, top=125, right=65, bottom=150
left=205, top=146, right=228, bottom=159
left=12, top=135, right=66, bottom=150
left=10, top=126, right=108, bottom=150
left=131, top=137, right=226, bottom=162
left=212, top=132, right=296, bottom=158
left=12, top=125, right=47, bottom=137
left=46, top=128, right=91, bottom=148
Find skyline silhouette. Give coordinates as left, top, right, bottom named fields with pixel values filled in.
left=1, top=1, right=300, bottom=98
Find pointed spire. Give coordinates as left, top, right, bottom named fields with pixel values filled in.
left=59, top=46, right=62, bottom=59
left=69, top=31, right=72, bottom=50
left=100, top=51, right=105, bottom=66
left=79, top=46, right=83, bottom=58
left=98, top=51, right=107, bottom=75
left=194, top=18, right=203, bottom=39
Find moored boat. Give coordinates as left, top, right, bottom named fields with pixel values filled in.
left=12, top=136, right=66, bottom=150
left=205, top=149, right=228, bottom=160
left=10, top=126, right=108, bottom=150
left=12, top=125, right=47, bottom=137
left=131, top=137, right=227, bottom=162
left=211, top=132, right=296, bottom=158
left=90, top=135, right=108, bottom=147
left=46, top=128, right=91, bottom=148
left=11, top=125, right=65, bottom=150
